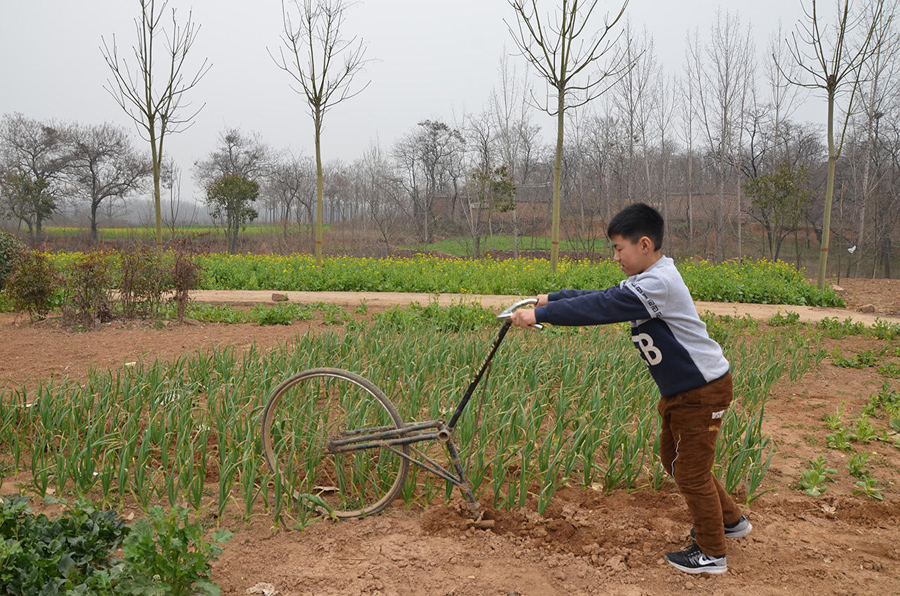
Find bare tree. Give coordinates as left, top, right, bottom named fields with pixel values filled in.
left=272, top=0, right=369, bottom=266
left=612, top=21, right=657, bottom=206
left=194, top=128, right=270, bottom=184
left=687, top=10, right=755, bottom=261
left=65, top=123, right=151, bottom=240
left=506, top=0, right=629, bottom=271
left=779, top=0, right=886, bottom=289
left=101, top=0, right=210, bottom=246
left=0, top=114, right=69, bottom=242
left=265, top=151, right=314, bottom=242
left=679, top=31, right=702, bottom=256
left=489, top=52, right=541, bottom=257
left=850, top=1, right=899, bottom=276
left=161, top=157, right=200, bottom=234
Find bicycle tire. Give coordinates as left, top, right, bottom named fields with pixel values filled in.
left=261, top=367, right=409, bottom=519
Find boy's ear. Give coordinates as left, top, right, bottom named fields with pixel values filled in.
left=639, top=235, right=654, bottom=252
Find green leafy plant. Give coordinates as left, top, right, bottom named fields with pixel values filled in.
left=797, top=456, right=837, bottom=497
left=0, top=496, right=127, bottom=596
left=119, top=505, right=232, bottom=596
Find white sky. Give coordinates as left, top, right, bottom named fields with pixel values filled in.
left=0, top=0, right=819, bottom=203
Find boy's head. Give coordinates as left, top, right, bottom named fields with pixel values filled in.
left=607, top=203, right=663, bottom=276
left=607, top=203, right=664, bottom=250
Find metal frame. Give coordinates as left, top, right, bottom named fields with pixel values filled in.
left=324, top=298, right=539, bottom=518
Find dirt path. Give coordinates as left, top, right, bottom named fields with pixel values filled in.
left=189, top=288, right=900, bottom=326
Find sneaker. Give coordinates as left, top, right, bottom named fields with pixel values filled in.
left=690, top=515, right=753, bottom=539
left=664, top=542, right=727, bottom=575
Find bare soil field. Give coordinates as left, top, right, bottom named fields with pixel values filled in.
left=1, top=278, right=900, bottom=595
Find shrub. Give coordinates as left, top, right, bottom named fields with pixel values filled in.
left=0, top=230, right=26, bottom=289
left=170, top=241, right=202, bottom=323
left=119, top=244, right=172, bottom=319
left=63, top=249, right=116, bottom=327
left=3, top=250, right=61, bottom=319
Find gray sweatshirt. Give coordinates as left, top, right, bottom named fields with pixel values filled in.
left=534, top=256, right=730, bottom=397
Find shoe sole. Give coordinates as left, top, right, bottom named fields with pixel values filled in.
left=665, top=559, right=728, bottom=575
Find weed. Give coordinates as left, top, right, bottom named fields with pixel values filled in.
left=321, top=303, right=349, bottom=325
left=768, top=310, right=800, bottom=326
left=826, top=427, right=854, bottom=452
left=118, top=505, right=232, bottom=596
left=832, top=347, right=885, bottom=369
left=876, top=362, right=900, bottom=378
left=822, top=402, right=845, bottom=430
left=817, top=316, right=867, bottom=338
left=852, top=475, right=884, bottom=501
left=252, top=303, right=313, bottom=325
left=847, top=452, right=872, bottom=479
left=852, top=416, right=879, bottom=443
left=872, top=318, right=900, bottom=340
left=254, top=304, right=296, bottom=326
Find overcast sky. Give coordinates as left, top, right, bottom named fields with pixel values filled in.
left=1, top=0, right=817, bottom=203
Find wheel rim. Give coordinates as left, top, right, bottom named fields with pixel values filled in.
left=262, top=369, right=408, bottom=519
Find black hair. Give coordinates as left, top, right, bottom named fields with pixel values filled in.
left=607, top=203, right=664, bottom=250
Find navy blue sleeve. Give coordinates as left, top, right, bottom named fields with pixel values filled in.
left=536, top=285, right=649, bottom=326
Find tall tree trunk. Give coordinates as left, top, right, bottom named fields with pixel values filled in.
left=315, top=116, right=324, bottom=267
left=818, top=95, right=837, bottom=290
left=551, top=91, right=564, bottom=271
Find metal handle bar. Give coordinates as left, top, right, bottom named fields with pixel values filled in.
left=496, top=297, right=543, bottom=330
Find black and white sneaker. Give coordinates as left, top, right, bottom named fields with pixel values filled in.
left=664, top=543, right=727, bottom=575
left=690, top=515, right=753, bottom=540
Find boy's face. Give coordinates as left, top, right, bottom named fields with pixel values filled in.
left=610, top=233, right=659, bottom=276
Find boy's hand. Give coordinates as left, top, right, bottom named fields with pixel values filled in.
left=510, top=308, right=537, bottom=328
left=536, top=294, right=549, bottom=307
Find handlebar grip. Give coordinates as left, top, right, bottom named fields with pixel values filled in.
left=496, top=298, right=543, bottom=330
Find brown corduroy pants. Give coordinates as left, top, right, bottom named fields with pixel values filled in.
left=657, top=372, right=743, bottom=557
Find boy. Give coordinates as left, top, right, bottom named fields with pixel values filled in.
left=510, top=203, right=751, bottom=575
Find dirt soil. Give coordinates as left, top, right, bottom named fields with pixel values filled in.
left=2, top=278, right=900, bottom=595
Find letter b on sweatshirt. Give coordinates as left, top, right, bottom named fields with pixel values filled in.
left=633, top=333, right=662, bottom=365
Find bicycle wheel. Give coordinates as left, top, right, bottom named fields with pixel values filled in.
left=261, top=367, right=409, bottom=519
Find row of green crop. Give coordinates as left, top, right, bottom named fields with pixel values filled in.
left=43, top=251, right=845, bottom=307
left=0, top=306, right=822, bottom=524
left=41, top=225, right=298, bottom=241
